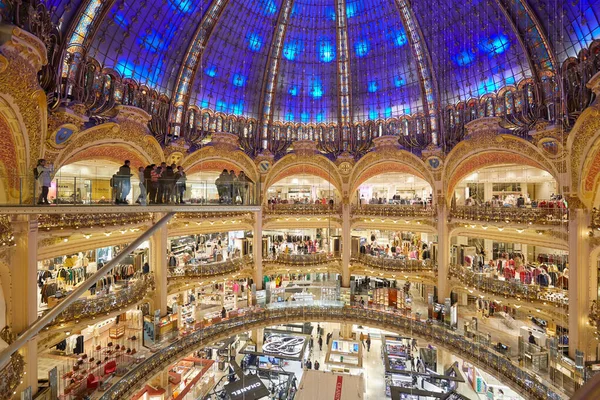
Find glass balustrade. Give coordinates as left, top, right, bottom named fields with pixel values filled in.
left=265, top=252, right=338, bottom=265
left=451, top=205, right=568, bottom=225
left=449, top=264, right=568, bottom=306
left=353, top=253, right=435, bottom=273
left=5, top=175, right=260, bottom=206
left=99, top=305, right=566, bottom=400
left=263, top=203, right=342, bottom=215
left=167, top=255, right=252, bottom=279
left=352, top=204, right=435, bottom=218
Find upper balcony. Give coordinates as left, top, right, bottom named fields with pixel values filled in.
left=167, top=256, right=253, bottom=292
left=48, top=274, right=154, bottom=327
left=263, top=253, right=342, bottom=274
left=450, top=205, right=568, bottom=227
left=263, top=203, right=342, bottom=216
left=351, top=253, right=436, bottom=275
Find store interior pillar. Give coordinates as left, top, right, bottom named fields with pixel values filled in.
left=436, top=203, right=450, bottom=301
left=253, top=209, right=263, bottom=290
left=342, top=202, right=351, bottom=287
left=568, top=207, right=591, bottom=359
left=150, top=213, right=169, bottom=316
left=11, top=215, right=39, bottom=395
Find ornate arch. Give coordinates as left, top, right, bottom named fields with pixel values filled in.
left=181, top=146, right=259, bottom=185
left=0, top=94, right=30, bottom=200
left=567, top=105, right=600, bottom=208
left=52, top=123, right=164, bottom=170
left=349, top=149, right=434, bottom=194
left=264, top=153, right=344, bottom=196
left=444, top=134, right=560, bottom=206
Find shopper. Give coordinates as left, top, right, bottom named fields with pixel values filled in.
left=136, top=166, right=147, bottom=205
left=305, top=359, right=312, bottom=369
left=229, top=170, right=238, bottom=203
left=117, top=160, right=132, bottom=204
left=326, top=332, right=332, bottom=345
left=157, top=162, right=167, bottom=203
left=221, top=307, right=227, bottom=319
left=314, top=360, right=320, bottom=370
left=366, top=334, right=371, bottom=352
left=149, top=165, right=159, bottom=204
left=528, top=331, right=537, bottom=345
left=175, top=166, right=187, bottom=204
left=142, top=262, right=150, bottom=274
left=309, top=336, right=314, bottom=350
left=36, top=159, right=53, bottom=205
left=318, top=335, right=323, bottom=351
left=411, top=338, right=418, bottom=351
left=162, top=165, right=175, bottom=203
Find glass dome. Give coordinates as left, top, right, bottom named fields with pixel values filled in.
left=46, top=0, right=599, bottom=126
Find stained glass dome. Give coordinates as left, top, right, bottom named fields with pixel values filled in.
left=44, top=0, right=599, bottom=133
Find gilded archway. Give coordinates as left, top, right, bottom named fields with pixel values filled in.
left=349, top=150, right=434, bottom=194
left=569, top=105, right=600, bottom=208
left=0, top=94, right=30, bottom=202
left=263, top=153, right=344, bottom=200
left=181, top=146, right=259, bottom=185
left=52, top=123, right=164, bottom=170
left=444, top=134, right=560, bottom=206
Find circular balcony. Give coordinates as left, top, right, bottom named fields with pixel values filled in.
left=99, top=305, right=567, bottom=400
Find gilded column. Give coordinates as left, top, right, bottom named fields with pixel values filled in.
left=150, top=213, right=168, bottom=316
left=253, top=209, right=263, bottom=290
left=568, top=207, right=591, bottom=359
left=341, top=202, right=351, bottom=288
left=10, top=216, right=38, bottom=395
left=436, top=203, right=450, bottom=301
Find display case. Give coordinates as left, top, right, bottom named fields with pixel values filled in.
left=326, top=339, right=362, bottom=368
left=109, top=325, right=125, bottom=339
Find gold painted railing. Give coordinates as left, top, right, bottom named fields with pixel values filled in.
left=263, top=203, right=342, bottom=215
left=450, top=205, right=568, bottom=226
left=99, top=305, right=567, bottom=400
left=353, top=253, right=436, bottom=273
left=49, top=275, right=155, bottom=325
left=0, top=328, right=25, bottom=400
left=37, top=213, right=153, bottom=231
left=265, top=252, right=339, bottom=266
left=352, top=204, right=435, bottom=219
left=167, top=256, right=252, bottom=279
left=449, top=264, right=568, bottom=306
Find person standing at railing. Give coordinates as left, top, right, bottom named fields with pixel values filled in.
left=116, top=160, right=132, bottom=204
left=136, top=167, right=147, bottom=206
left=36, top=159, right=53, bottom=205
left=150, top=165, right=160, bottom=204
left=229, top=170, right=238, bottom=204
left=162, top=166, right=175, bottom=204
left=175, top=166, right=187, bottom=204
left=157, top=162, right=167, bottom=204
left=237, top=171, right=250, bottom=205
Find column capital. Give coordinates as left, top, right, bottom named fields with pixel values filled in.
left=0, top=25, right=48, bottom=72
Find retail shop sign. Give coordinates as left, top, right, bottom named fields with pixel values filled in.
left=224, top=375, right=269, bottom=400
left=334, top=376, right=344, bottom=400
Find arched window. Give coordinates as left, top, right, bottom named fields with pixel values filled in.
left=485, top=97, right=494, bottom=116
left=402, top=119, right=409, bottom=136
left=216, top=116, right=223, bottom=132
left=504, top=91, right=515, bottom=115
left=202, top=113, right=210, bottom=131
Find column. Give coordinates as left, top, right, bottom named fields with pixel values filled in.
left=437, top=203, right=450, bottom=301
left=339, top=324, right=353, bottom=339
left=484, top=239, right=493, bottom=261
left=568, top=208, right=591, bottom=359
left=150, top=213, right=168, bottom=316
left=10, top=216, right=39, bottom=395
left=341, top=203, right=351, bottom=287
left=253, top=209, right=263, bottom=290
left=251, top=328, right=264, bottom=349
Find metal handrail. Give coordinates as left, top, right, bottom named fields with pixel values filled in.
left=99, top=305, right=566, bottom=400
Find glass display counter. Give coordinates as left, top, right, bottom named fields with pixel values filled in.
left=326, top=339, right=362, bottom=368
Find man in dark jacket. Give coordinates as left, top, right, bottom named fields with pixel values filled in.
left=117, top=160, right=132, bottom=204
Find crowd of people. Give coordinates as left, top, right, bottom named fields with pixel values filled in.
left=111, top=160, right=187, bottom=205
left=463, top=193, right=568, bottom=208
left=34, top=159, right=254, bottom=205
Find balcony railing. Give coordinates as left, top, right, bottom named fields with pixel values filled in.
left=450, top=205, right=568, bottom=226
left=167, top=256, right=252, bottom=279
left=0, top=328, right=25, bottom=400
left=263, top=203, right=342, bottom=215
left=264, top=252, right=340, bottom=266
left=352, top=253, right=435, bottom=273
left=449, top=265, right=568, bottom=306
left=352, top=204, right=435, bottom=218
left=37, top=213, right=153, bottom=231
left=49, top=275, right=154, bottom=325
left=99, top=305, right=566, bottom=400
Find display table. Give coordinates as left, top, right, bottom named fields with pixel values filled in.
left=326, top=339, right=362, bottom=368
